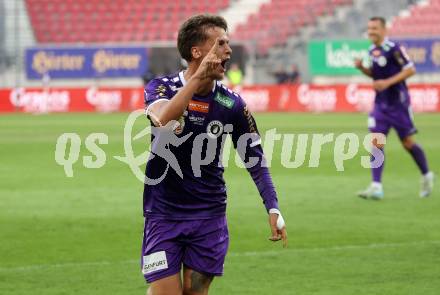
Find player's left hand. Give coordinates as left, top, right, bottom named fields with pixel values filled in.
left=268, top=210, right=288, bottom=248
left=373, top=79, right=390, bottom=92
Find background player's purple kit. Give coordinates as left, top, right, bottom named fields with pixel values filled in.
left=358, top=31, right=433, bottom=199
left=368, top=39, right=416, bottom=139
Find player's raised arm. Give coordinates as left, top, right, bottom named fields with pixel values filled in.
left=231, top=98, right=287, bottom=247
left=146, top=39, right=222, bottom=127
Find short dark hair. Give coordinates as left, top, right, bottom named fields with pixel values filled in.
left=369, top=16, right=386, bottom=27
left=177, top=14, right=228, bottom=62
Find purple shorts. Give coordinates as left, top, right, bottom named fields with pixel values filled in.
left=368, top=106, right=417, bottom=140
left=140, top=216, right=229, bottom=283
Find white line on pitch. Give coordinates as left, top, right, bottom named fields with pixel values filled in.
left=1, top=240, right=439, bottom=273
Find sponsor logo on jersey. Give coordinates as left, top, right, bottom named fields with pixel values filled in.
left=206, top=120, right=224, bottom=138
left=188, top=100, right=209, bottom=113
left=142, top=251, right=168, bottom=275
left=372, top=49, right=381, bottom=57
left=214, top=92, right=235, bottom=109
left=188, top=114, right=205, bottom=125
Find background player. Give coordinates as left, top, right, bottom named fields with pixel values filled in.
left=355, top=16, right=434, bottom=199
left=142, top=15, right=287, bottom=295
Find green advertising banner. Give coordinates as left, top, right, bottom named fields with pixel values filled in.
left=308, top=40, right=370, bottom=75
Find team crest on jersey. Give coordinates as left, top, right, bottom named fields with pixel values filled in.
left=206, top=120, right=224, bottom=138
left=377, top=56, right=387, bottom=67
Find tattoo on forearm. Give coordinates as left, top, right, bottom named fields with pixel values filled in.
left=190, top=271, right=213, bottom=293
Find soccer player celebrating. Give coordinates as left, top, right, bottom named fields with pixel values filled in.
left=141, top=15, right=287, bottom=295
left=355, top=17, right=434, bottom=199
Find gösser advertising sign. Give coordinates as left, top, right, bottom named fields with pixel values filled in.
left=1, top=84, right=439, bottom=113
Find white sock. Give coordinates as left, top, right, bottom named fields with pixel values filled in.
left=372, top=182, right=383, bottom=190
left=424, top=171, right=433, bottom=179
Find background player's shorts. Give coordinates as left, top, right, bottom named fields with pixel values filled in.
left=368, top=106, right=417, bottom=140
left=141, top=216, right=229, bottom=283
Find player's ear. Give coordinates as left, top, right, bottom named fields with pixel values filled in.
left=191, top=47, right=202, bottom=60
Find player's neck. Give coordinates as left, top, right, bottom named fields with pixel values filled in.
left=184, top=65, right=215, bottom=97
left=374, top=37, right=386, bottom=47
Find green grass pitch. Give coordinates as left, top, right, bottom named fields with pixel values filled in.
left=1, top=113, right=439, bottom=295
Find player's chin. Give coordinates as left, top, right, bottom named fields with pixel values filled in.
left=368, top=35, right=377, bottom=42
left=213, top=71, right=225, bottom=81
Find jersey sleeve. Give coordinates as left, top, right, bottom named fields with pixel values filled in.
left=392, top=43, right=414, bottom=70
left=231, top=96, right=279, bottom=212
left=231, top=97, right=261, bottom=148
left=144, top=78, right=172, bottom=114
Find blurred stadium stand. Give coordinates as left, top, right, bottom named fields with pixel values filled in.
left=26, top=0, right=230, bottom=43
left=389, top=0, right=440, bottom=37
left=233, top=0, right=354, bottom=56
left=1, top=0, right=35, bottom=86
left=0, top=0, right=438, bottom=87
left=265, top=0, right=424, bottom=84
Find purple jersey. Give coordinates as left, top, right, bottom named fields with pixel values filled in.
left=143, top=71, right=278, bottom=220
left=368, top=39, right=414, bottom=111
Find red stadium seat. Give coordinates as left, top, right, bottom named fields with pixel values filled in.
left=26, top=0, right=355, bottom=53
left=25, top=0, right=231, bottom=43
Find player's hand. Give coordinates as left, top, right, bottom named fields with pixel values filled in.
left=354, top=58, right=363, bottom=69
left=373, top=79, right=390, bottom=92
left=193, top=38, right=222, bottom=81
left=268, top=211, right=288, bottom=248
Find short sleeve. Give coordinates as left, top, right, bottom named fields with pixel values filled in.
left=144, top=79, right=171, bottom=113
left=393, top=44, right=414, bottom=69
